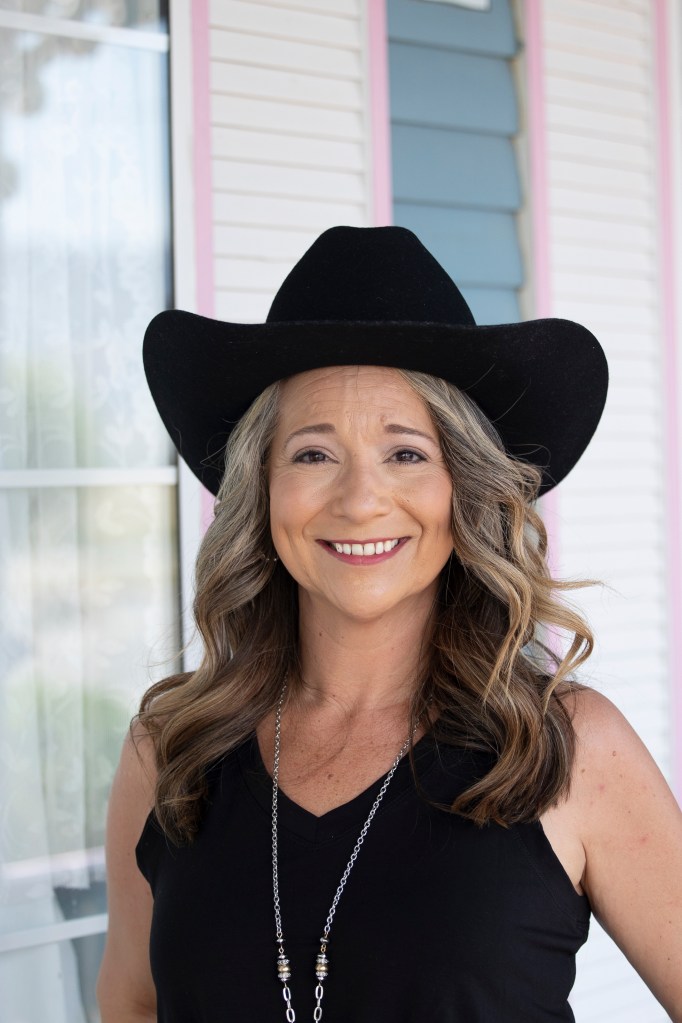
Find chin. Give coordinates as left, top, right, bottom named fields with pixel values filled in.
left=335, top=605, right=394, bottom=624
left=323, top=590, right=422, bottom=624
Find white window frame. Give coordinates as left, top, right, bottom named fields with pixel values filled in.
left=167, top=0, right=207, bottom=665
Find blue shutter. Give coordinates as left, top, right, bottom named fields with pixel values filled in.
left=388, top=0, right=523, bottom=324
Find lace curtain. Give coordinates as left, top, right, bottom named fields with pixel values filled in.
left=0, top=21, right=177, bottom=1022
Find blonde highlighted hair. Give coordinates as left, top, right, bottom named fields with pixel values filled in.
left=138, top=369, right=594, bottom=842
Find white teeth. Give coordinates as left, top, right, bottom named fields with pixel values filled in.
left=331, top=539, right=400, bottom=556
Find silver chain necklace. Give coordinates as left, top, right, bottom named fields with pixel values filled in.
left=271, top=683, right=417, bottom=1022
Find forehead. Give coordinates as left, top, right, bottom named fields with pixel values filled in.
left=276, top=365, right=431, bottom=424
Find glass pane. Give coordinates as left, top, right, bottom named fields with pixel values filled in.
left=0, top=30, right=173, bottom=470
left=0, top=484, right=178, bottom=882
left=0, top=930, right=105, bottom=1023
left=0, top=0, right=168, bottom=32
left=0, top=484, right=179, bottom=1005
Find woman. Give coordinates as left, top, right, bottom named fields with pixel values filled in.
left=98, top=227, right=682, bottom=1022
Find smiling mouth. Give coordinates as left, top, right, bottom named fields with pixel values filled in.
left=320, top=538, right=406, bottom=558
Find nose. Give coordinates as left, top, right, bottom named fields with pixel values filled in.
left=329, top=457, right=392, bottom=523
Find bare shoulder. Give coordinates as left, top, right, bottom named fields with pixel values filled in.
left=554, top=683, right=680, bottom=850
left=556, top=684, right=674, bottom=806
left=105, top=719, right=159, bottom=898
left=116, top=720, right=158, bottom=814
left=557, top=681, right=635, bottom=738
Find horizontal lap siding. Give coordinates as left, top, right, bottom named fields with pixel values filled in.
left=541, top=2, right=669, bottom=1020
left=208, top=0, right=370, bottom=322
left=387, top=0, right=522, bottom=325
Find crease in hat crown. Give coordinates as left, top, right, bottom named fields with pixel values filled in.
left=265, top=226, right=477, bottom=327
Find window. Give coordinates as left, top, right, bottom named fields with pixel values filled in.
left=0, top=3, right=176, bottom=1019
left=388, top=0, right=523, bottom=324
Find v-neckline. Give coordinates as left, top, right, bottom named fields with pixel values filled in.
left=237, top=730, right=439, bottom=844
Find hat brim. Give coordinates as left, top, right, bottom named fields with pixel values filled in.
left=143, top=310, right=608, bottom=498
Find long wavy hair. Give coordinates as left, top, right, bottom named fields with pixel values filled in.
left=137, top=369, right=595, bottom=843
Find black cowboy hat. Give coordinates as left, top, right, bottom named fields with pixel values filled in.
left=143, top=225, right=608, bottom=497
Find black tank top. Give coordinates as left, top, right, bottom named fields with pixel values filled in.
left=136, top=732, right=590, bottom=1021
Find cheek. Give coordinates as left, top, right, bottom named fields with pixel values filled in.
left=268, top=481, right=291, bottom=540
left=268, top=474, right=322, bottom=539
left=409, top=472, right=453, bottom=534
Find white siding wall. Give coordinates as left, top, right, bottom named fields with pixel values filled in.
left=541, top=2, right=671, bottom=1019
left=207, top=0, right=372, bottom=323
left=195, top=4, right=675, bottom=1019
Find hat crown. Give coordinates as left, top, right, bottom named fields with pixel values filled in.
left=266, top=226, right=476, bottom=326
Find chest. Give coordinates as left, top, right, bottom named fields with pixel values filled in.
left=257, top=728, right=586, bottom=894
left=141, top=748, right=591, bottom=1023
left=256, top=715, right=431, bottom=813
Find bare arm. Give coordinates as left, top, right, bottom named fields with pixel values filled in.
left=97, top=726, right=158, bottom=1022
left=569, top=689, right=682, bottom=1021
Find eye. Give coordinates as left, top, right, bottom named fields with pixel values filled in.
left=391, top=448, right=427, bottom=463
left=292, top=448, right=330, bottom=464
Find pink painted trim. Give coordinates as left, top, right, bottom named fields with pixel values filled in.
left=525, top=0, right=560, bottom=580
left=190, top=0, right=217, bottom=528
left=367, top=0, right=393, bottom=226
left=653, top=0, right=682, bottom=796
left=201, top=483, right=216, bottom=531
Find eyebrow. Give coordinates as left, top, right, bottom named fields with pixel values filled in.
left=284, top=423, right=439, bottom=446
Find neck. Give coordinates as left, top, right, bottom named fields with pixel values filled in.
left=294, top=590, right=435, bottom=721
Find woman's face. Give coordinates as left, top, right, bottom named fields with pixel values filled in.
left=268, top=366, right=454, bottom=624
